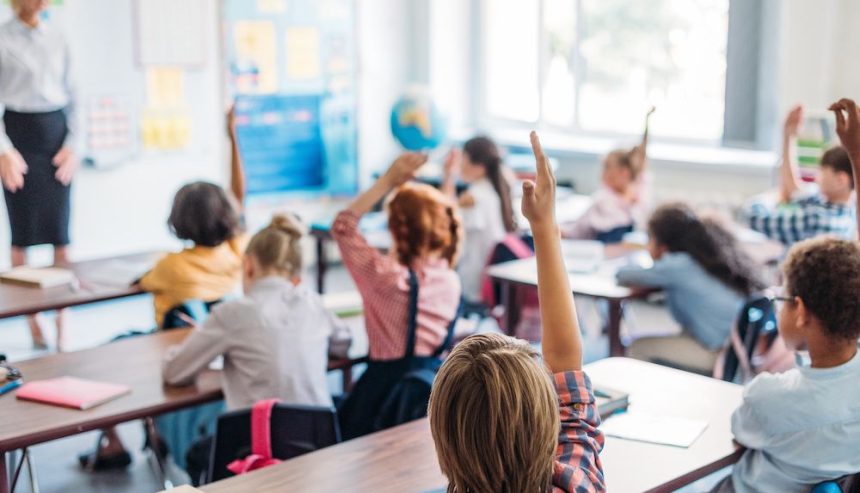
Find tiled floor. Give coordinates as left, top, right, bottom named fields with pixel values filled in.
left=1, top=266, right=726, bottom=493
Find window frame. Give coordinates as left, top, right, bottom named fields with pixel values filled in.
left=472, top=0, right=779, bottom=150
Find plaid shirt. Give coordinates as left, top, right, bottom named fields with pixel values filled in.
left=331, top=210, right=462, bottom=361
left=552, top=371, right=606, bottom=493
left=747, top=194, right=856, bottom=245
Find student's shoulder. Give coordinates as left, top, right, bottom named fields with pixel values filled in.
left=208, top=296, right=263, bottom=326
left=741, top=368, right=803, bottom=411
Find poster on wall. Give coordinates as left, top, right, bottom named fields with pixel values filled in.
left=223, top=0, right=358, bottom=197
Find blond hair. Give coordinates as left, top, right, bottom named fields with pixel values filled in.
left=428, top=333, right=559, bottom=493
left=245, top=213, right=305, bottom=277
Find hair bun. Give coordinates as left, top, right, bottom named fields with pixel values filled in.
left=269, top=213, right=306, bottom=240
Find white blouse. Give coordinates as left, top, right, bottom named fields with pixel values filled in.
left=0, top=17, right=75, bottom=153
left=458, top=178, right=508, bottom=303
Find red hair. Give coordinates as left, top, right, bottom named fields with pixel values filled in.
left=387, top=183, right=462, bottom=267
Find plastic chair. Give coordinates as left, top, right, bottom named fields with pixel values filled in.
left=812, top=482, right=843, bottom=493
left=719, top=296, right=777, bottom=383
left=206, top=404, right=341, bottom=483
left=162, top=298, right=224, bottom=330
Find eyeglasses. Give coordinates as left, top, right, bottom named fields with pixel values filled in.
left=770, top=295, right=795, bottom=310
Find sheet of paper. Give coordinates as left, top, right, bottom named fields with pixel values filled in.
left=257, top=0, right=287, bottom=13
left=285, top=27, right=321, bottom=79
left=233, top=21, right=278, bottom=93
left=158, top=485, right=204, bottom=493
left=146, top=67, right=185, bottom=109
left=141, top=111, right=191, bottom=151
left=600, top=412, right=708, bottom=448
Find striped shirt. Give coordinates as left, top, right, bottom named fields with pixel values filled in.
left=747, top=194, right=855, bottom=245
left=552, top=371, right=606, bottom=492
left=331, top=210, right=462, bottom=361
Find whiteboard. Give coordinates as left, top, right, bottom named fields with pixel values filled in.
left=134, top=0, right=207, bottom=67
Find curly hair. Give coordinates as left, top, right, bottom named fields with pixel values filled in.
left=648, top=203, right=767, bottom=296
left=782, top=237, right=860, bottom=341
left=387, top=182, right=462, bottom=267
left=429, top=333, right=558, bottom=493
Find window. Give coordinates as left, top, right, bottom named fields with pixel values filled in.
left=480, top=0, right=730, bottom=142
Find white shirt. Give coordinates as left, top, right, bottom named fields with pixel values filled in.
left=458, top=178, right=507, bottom=302
left=162, top=277, right=343, bottom=411
left=731, top=346, right=860, bottom=492
left=0, top=17, right=76, bottom=153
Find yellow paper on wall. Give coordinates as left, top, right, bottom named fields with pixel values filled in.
left=145, top=67, right=185, bottom=109
left=285, top=27, right=321, bottom=80
left=257, top=0, right=286, bottom=13
left=234, top=21, right=278, bottom=94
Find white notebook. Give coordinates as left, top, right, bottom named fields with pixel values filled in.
left=600, top=412, right=708, bottom=448
left=0, top=266, right=76, bottom=289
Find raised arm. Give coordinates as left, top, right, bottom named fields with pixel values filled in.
left=346, top=152, right=428, bottom=216
left=227, top=106, right=246, bottom=211
left=523, top=131, right=582, bottom=372
left=830, top=98, right=860, bottom=232
left=779, top=105, right=804, bottom=203
left=441, top=148, right=461, bottom=198
left=630, top=106, right=656, bottom=176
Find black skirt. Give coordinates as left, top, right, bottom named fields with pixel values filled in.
left=3, top=109, right=71, bottom=247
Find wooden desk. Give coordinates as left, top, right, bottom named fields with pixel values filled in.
left=0, top=251, right=161, bottom=319
left=0, top=329, right=222, bottom=493
left=487, top=247, right=653, bottom=356
left=200, top=358, right=743, bottom=493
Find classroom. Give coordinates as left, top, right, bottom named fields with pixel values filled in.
left=1, top=0, right=859, bottom=492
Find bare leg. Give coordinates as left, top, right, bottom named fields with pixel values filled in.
left=53, top=246, right=69, bottom=352
left=11, top=247, right=47, bottom=350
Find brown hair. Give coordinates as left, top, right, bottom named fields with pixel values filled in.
left=429, top=333, right=559, bottom=493
left=245, top=213, right=305, bottom=277
left=820, top=146, right=854, bottom=189
left=782, top=237, right=860, bottom=342
left=387, top=182, right=462, bottom=267
left=463, top=136, right=517, bottom=233
left=168, top=181, right=242, bottom=247
left=648, top=203, right=767, bottom=296
left=607, top=148, right=642, bottom=181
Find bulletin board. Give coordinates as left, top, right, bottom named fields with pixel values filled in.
left=223, top=0, right=359, bottom=197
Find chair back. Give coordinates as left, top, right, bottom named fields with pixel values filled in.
left=162, top=299, right=224, bottom=330
left=207, top=404, right=341, bottom=483
left=719, top=296, right=777, bottom=382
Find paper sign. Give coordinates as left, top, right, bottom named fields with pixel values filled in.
left=257, top=0, right=287, bottom=13
left=285, top=27, right=321, bottom=80
left=233, top=21, right=278, bottom=94
left=145, top=67, right=185, bottom=109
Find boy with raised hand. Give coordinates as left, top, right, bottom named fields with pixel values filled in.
left=428, top=132, right=605, bottom=493
left=746, top=104, right=855, bottom=245
left=830, top=97, right=860, bottom=231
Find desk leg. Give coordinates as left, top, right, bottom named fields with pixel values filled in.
left=501, top=281, right=520, bottom=336
left=607, top=299, right=625, bottom=357
left=0, top=450, right=8, bottom=493
left=316, top=236, right=327, bottom=294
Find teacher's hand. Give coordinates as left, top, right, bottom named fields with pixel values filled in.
left=0, top=149, right=27, bottom=193
left=52, top=146, right=78, bottom=186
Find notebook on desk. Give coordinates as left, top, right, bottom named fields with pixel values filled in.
left=16, top=376, right=131, bottom=410
left=595, top=385, right=629, bottom=419
left=0, top=266, right=76, bottom=289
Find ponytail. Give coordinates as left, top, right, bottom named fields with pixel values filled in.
left=464, top=136, right=518, bottom=233
left=246, top=213, right=306, bottom=276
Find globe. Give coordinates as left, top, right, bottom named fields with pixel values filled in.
left=390, top=89, right=448, bottom=151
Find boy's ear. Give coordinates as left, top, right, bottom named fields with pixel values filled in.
left=242, top=255, right=255, bottom=278
left=794, top=296, right=810, bottom=329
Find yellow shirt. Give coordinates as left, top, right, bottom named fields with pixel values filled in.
left=139, top=234, right=248, bottom=328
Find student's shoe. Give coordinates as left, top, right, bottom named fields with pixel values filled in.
left=77, top=449, right=132, bottom=471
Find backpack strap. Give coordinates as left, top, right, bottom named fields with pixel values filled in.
left=250, top=399, right=279, bottom=458
left=432, top=298, right=464, bottom=358
left=403, top=268, right=420, bottom=358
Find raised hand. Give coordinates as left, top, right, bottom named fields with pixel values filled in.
left=830, top=98, right=860, bottom=159
left=226, top=105, right=237, bottom=137
left=383, top=152, right=428, bottom=187
left=521, top=131, right=557, bottom=229
left=0, top=149, right=27, bottom=192
left=784, top=105, right=804, bottom=138
left=443, top=148, right=462, bottom=178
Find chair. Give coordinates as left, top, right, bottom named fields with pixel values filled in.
left=812, top=473, right=860, bottom=493
left=206, top=404, right=341, bottom=483
left=162, top=298, right=224, bottom=330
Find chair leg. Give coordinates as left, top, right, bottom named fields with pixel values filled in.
left=143, top=418, right=173, bottom=491
left=23, top=450, right=38, bottom=493
left=8, top=448, right=39, bottom=493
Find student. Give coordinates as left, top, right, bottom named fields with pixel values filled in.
left=161, top=213, right=340, bottom=409
left=442, top=136, right=517, bottom=304
left=332, top=152, right=462, bottom=439
left=746, top=104, right=855, bottom=245
left=79, top=109, right=246, bottom=470
left=429, top=132, right=605, bottom=493
left=563, top=107, right=654, bottom=243
left=717, top=236, right=860, bottom=492
left=616, top=203, right=767, bottom=373
left=138, top=108, right=247, bottom=328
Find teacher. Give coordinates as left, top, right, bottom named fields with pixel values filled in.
left=0, top=0, right=77, bottom=350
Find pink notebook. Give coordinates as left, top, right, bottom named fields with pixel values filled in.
left=16, top=376, right=131, bottom=410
